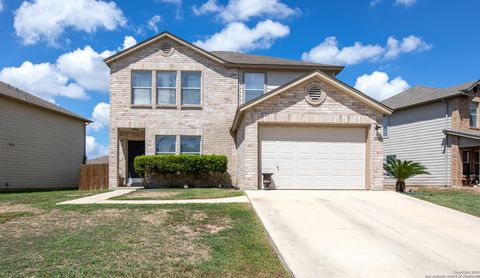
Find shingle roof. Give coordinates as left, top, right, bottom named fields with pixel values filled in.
left=444, top=129, right=480, bottom=140
left=382, top=80, right=479, bottom=110
left=104, top=32, right=344, bottom=73
left=210, top=51, right=343, bottom=70
left=0, top=81, right=91, bottom=122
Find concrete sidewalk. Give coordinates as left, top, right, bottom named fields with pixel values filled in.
left=58, top=188, right=249, bottom=205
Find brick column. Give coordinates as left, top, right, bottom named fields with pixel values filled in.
left=108, top=127, right=118, bottom=189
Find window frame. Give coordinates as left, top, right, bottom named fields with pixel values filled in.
left=155, top=135, right=177, bottom=155
left=244, top=72, right=266, bottom=103
left=131, top=70, right=153, bottom=105
left=470, top=102, right=478, bottom=128
left=156, top=71, right=177, bottom=106
left=180, top=135, right=202, bottom=155
left=383, top=116, right=389, bottom=137
left=181, top=71, right=202, bottom=106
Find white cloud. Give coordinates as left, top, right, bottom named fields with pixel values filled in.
left=370, top=0, right=382, bottom=7
left=395, top=0, right=416, bottom=7
left=57, top=46, right=113, bottom=92
left=158, top=0, right=183, bottom=19
left=384, top=35, right=432, bottom=59
left=88, top=102, right=110, bottom=131
left=302, top=35, right=432, bottom=65
left=0, top=61, right=87, bottom=102
left=120, top=36, right=137, bottom=50
left=14, top=0, right=126, bottom=45
left=354, top=71, right=410, bottom=101
left=0, top=0, right=4, bottom=12
left=0, top=36, right=132, bottom=102
left=86, top=135, right=108, bottom=158
left=301, top=36, right=384, bottom=66
left=193, top=0, right=298, bottom=22
left=148, top=15, right=162, bottom=33
left=194, top=20, right=289, bottom=52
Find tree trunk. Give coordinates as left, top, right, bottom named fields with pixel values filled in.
left=396, top=180, right=406, bottom=192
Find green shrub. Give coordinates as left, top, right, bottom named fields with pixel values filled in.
left=134, top=154, right=228, bottom=187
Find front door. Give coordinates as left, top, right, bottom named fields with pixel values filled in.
left=128, top=141, right=145, bottom=184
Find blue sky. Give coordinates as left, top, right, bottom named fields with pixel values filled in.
left=0, top=0, right=478, bottom=158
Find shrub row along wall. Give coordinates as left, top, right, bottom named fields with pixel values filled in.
left=134, top=154, right=230, bottom=188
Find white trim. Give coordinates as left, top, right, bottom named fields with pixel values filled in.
left=241, top=71, right=391, bottom=114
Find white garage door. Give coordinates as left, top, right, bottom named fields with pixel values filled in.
left=260, top=126, right=366, bottom=189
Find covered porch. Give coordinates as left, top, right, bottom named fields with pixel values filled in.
left=446, top=130, right=480, bottom=186
left=116, top=128, right=146, bottom=187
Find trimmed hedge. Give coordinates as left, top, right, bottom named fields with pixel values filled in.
left=134, top=154, right=228, bottom=177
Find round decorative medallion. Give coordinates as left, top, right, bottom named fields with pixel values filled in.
left=304, top=83, right=326, bottom=106
left=160, top=43, right=175, bottom=56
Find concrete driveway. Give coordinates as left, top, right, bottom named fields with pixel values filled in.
left=246, top=190, right=480, bottom=278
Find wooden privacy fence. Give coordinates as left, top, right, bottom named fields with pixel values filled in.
left=79, top=164, right=108, bottom=190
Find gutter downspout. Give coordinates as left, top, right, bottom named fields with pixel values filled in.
left=444, top=98, right=449, bottom=187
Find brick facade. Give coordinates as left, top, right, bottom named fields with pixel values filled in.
left=449, top=94, right=480, bottom=186
left=108, top=35, right=386, bottom=190
left=108, top=37, right=238, bottom=187
left=235, top=77, right=384, bottom=190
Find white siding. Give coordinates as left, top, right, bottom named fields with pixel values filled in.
left=0, top=96, right=85, bottom=190
left=384, top=101, right=451, bottom=186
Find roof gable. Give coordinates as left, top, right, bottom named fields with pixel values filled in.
left=104, top=32, right=343, bottom=73
left=382, top=79, right=480, bottom=110
left=231, top=70, right=392, bottom=131
left=104, top=32, right=227, bottom=66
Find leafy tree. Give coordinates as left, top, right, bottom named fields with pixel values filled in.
left=384, top=158, right=430, bottom=192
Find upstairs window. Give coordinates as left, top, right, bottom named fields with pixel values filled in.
left=157, top=71, right=177, bottom=105
left=132, top=71, right=152, bottom=105
left=470, top=102, right=478, bottom=128
left=181, top=72, right=201, bottom=105
left=180, top=136, right=201, bottom=155
left=245, top=73, right=265, bottom=103
left=383, top=116, right=389, bottom=137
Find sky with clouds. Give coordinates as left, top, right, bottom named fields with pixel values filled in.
left=0, top=0, right=478, bottom=158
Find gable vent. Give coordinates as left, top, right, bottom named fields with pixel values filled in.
left=305, top=83, right=326, bottom=106
left=308, top=86, right=323, bottom=100
left=160, top=43, right=174, bottom=56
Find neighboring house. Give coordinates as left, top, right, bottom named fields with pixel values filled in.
left=86, top=155, right=109, bottom=164
left=0, top=81, right=90, bottom=190
left=104, top=32, right=392, bottom=190
left=382, top=80, right=480, bottom=187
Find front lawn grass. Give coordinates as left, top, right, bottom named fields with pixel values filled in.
left=406, top=188, right=480, bottom=217
left=111, top=188, right=244, bottom=200
left=0, top=190, right=287, bottom=277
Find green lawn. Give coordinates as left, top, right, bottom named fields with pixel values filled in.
left=0, top=190, right=287, bottom=277
left=406, top=188, right=480, bottom=217
left=111, top=188, right=244, bottom=200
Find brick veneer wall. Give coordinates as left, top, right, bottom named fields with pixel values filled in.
left=108, top=38, right=239, bottom=188
left=449, top=94, right=480, bottom=186
left=235, top=77, right=385, bottom=190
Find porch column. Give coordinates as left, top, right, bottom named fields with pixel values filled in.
left=450, top=136, right=462, bottom=186
left=108, top=127, right=119, bottom=189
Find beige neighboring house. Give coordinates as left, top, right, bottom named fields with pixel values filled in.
left=0, top=81, right=91, bottom=191
left=104, top=32, right=392, bottom=190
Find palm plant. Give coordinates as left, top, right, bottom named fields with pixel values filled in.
left=383, top=158, right=430, bottom=192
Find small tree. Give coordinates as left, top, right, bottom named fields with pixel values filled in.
left=383, top=158, right=430, bottom=192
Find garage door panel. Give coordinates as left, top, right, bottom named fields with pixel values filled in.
left=260, top=126, right=366, bottom=190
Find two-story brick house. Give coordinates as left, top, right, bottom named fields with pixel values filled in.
left=383, top=80, right=480, bottom=187
left=104, top=32, right=392, bottom=190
